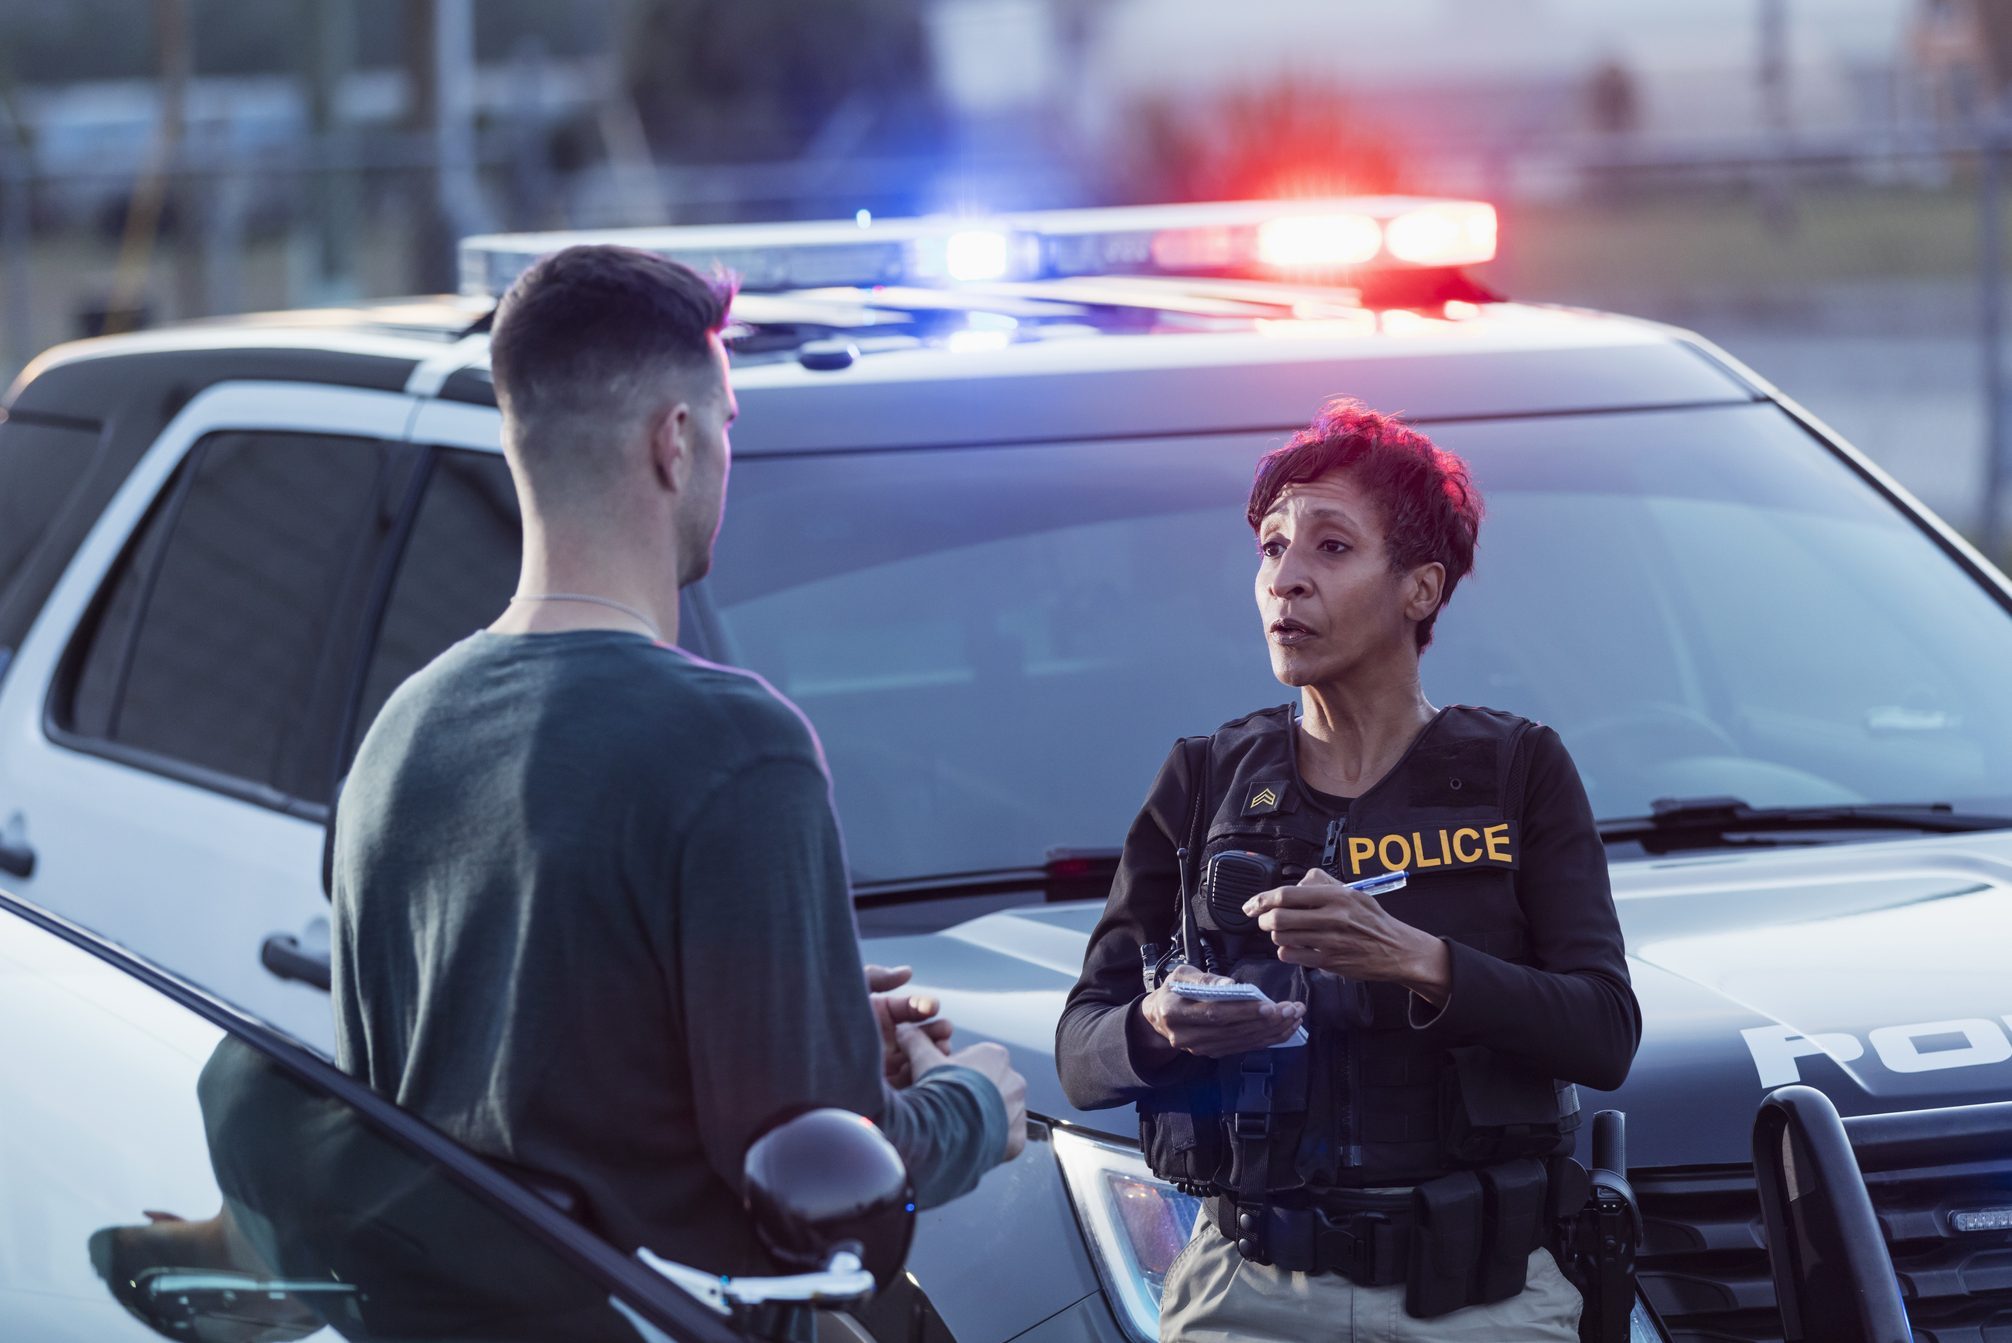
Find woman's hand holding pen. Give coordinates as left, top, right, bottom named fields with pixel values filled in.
left=1245, top=870, right=1453, bottom=1006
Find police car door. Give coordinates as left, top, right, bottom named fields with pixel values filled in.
left=0, top=383, right=420, bottom=1045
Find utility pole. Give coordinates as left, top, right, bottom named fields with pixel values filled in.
left=1757, top=0, right=1796, bottom=236
left=160, top=0, right=205, bottom=319
left=1987, top=112, right=2011, bottom=562
left=303, top=0, right=359, bottom=303
left=407, top=0, right=483, bottom=293
left=1758, top=0, right=1789, bottom=127
left=0, top=48, right=31, bottom=371
left=105, top=0, right=193, bottom=331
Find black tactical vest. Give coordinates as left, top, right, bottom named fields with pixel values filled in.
left=1140, top=704, right=1580, bottom=1197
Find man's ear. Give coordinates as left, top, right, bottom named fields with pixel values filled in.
left=648, top=400, right=694, bottom=493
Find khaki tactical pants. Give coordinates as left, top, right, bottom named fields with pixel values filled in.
left=1159, top=1205, right=1582, bottom=1342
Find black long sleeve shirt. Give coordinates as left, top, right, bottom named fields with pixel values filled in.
left=1056, top=721, right=1642, bottom=1113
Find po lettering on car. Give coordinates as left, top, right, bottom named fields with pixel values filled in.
left=1743, top=1018, right=2012, bottom=1088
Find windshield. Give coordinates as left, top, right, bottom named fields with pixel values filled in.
left=702, top=403, right=2012, bottom=882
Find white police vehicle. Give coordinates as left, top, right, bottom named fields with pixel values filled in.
left=6, top=198, right=2012, bottom=1342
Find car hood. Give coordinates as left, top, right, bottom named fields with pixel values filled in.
left=860, top=830, right=2012, bottom=1170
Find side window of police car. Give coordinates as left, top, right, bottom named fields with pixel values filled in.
left=345, top=448, right=521, bottom=764
left=0, top=414, right=102, bottom=686
left=342, top=448, right=703, bottom=768
left=58, top=431, right=408, bottom=809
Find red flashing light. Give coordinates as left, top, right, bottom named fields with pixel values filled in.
left=1256, top=213, right=1384, bottom=269
left=1384, top=202, right=1497, bottom=267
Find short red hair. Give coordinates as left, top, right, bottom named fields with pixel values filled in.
left=1246, top=399, right=1483, bottom=650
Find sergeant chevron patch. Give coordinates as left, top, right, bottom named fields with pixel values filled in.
left=1242, top=782, right=1286, bottom=816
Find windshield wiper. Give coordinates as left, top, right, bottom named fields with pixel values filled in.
left=1598, top=795, right=2012, bottom=853
left=852, top=848, right=1121, bottom=907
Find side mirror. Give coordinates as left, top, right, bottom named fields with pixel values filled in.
left=641, top=1108, right=916, bottom=1319
left=743, top=1107, right=915, bottom=1289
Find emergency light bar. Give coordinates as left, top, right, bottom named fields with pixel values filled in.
left=459, top=197, right=1497, bottom=299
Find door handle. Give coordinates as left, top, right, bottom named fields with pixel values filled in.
left=260, top=933, right=331, bottom=991
left=0, top=810, right=31, bottom=880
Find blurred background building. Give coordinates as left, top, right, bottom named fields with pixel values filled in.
left=7, top=0, right=2012, bottom=549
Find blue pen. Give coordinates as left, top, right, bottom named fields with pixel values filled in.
left=1348, top=869, right=1409, bottom=897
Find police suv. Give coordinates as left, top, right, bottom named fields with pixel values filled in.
left=4, top=198, right=2012, bottom=1343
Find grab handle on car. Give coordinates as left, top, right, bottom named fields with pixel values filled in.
left=260, top=933, right=331, bottom=991
left=1752, top=1085, right=1910, bottom=1342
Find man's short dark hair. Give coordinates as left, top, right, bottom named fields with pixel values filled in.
left=1246, top=398, right=1483, bottom=650
left=487, top=246, right=734, bottom=477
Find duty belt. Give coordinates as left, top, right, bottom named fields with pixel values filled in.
left=1209, top=1159, right=1562, bottom=1321
left=1211, top=1191, right=1413, bottom=1284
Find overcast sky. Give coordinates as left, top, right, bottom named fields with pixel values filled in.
left=1090, top=0, right=1912, bottom=88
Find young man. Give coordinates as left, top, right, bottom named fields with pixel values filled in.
left=332, top=245, right=1025, bottom=1278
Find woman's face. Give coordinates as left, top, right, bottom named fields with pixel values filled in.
left=1253, top=470, right=1439, bottom=688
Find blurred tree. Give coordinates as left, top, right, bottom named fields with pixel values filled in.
left=0, top=10, right=26, bottom=147
left=0, top=0, right=152, bottom=81
left=1587, top=58, right=1641, bottom=136
left=1583, top=55, right=1644, bottom=207
left=1122, top=79, right=1404, bottom=204
left=619, top=0, right=943, bottom=162
left=0, top=0, right=609, bottom=83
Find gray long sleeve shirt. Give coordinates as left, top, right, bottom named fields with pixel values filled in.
left=332, top=631, right=1004, bottom=1275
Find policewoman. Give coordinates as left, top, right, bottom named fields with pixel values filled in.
left=1056, top=399, right=1641, bottom=1341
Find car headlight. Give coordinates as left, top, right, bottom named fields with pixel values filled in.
left=1051, top=1126, right=1202, bottom=1342
left=1054, top=1127, right=1672, bottom=1343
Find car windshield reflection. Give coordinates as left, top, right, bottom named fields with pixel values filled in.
left=88, top=1037, right=648, bottom=1343
left=704, top=403, right=2012, bottom=879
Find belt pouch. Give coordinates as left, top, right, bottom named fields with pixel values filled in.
left=1441, top=1046, right=1569, bottom=1164
left=1405, top=1170, right=1483, bottom=1319
left=1139, top=1085, right=1222, bottom=1191
left=1475, top=1158, right=1547, bottom=1303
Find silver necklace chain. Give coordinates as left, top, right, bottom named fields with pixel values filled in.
left=509, top=592, right=663, bottom=642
